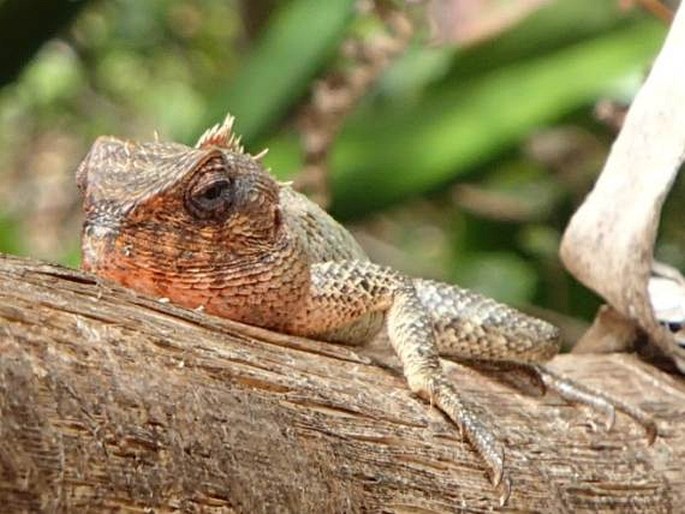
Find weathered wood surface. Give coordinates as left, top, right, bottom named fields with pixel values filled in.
left=1, top=253, right=684, bottom=513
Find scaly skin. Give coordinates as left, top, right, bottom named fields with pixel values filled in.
left=77, top=114, right=656, bottom=504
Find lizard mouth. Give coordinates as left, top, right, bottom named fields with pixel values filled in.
left=80, top=223, right=118, bottom=274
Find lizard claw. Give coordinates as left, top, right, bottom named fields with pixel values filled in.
left=488, top=446, right=505, bottom=487
left=602, top=402, right=657, bottom=445
left=457, top=423, right=465, bottom=441
left=604, top=405, right=616, bottom=431
left=497, top=474, right=512, bottom=507
left=644, top=419, right=658, bottom=446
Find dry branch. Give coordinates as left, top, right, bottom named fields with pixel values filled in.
left=560, top=0, right=685, bottom=369
left=1, top=253, right=684, bottom=512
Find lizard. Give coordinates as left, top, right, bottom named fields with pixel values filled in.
left=76, top=113, right=657, bottom=505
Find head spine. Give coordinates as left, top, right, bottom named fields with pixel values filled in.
left=195, top=113, right=268, bottom=163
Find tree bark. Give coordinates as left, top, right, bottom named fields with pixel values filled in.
left=0, top=253, right=683, bottom=513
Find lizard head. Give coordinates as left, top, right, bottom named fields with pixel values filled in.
left=76, top=114, right=284, bottom=300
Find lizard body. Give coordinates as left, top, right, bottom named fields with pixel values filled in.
left=77, top=114, right=655, bottom=504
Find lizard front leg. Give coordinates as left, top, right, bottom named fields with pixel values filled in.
left=285, top=260, right=511, bottom=500
left=414, top=279, right=657, bottom=441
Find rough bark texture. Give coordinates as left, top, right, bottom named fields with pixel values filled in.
left=1, top=253, right=684, bottom=513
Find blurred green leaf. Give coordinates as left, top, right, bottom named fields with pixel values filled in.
left=378, top=44, right=454, bottom=100
left=453, top=252, right=538, bottom=305
left=452, top=159, right=565, bottom=222
left=197, top=0, right=356, bottom=143
left=518, top=225, right=561, bottom=261
left=330, top=19, right=664, bottom=219
left=446, top=0, right=644, bottom=79
left=20, top=44, right=84, bottom=107
left=0, top=215, right=22, bottom=256
left=62, top=244, right=82, bottom=269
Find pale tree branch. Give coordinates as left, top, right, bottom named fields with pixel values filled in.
left=560, top=1, right=685, bottom=369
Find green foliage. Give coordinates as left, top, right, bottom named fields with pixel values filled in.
left=199, top=0, right=356, bottom=142
left=0, top=0, right=672, bottom=317
left=0, top=215, right=22, bottom=256
left=455, top=252, right=538, bottom=305
left=330, top=18, right=662, bottom=217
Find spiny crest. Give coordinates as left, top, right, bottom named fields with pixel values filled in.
left=194, top=113, right=269, bottom=162
left=195, top=113, right=244, bottom=153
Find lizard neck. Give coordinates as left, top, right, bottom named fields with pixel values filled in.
left=82, top=225, right=311, bottom=329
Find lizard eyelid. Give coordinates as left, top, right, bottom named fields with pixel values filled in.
left=198, top=179, right=232, bottom=201
left=186, top=175, right=236, bottom=220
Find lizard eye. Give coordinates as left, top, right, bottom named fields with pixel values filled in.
left=186, top=177, right=235, bottom=219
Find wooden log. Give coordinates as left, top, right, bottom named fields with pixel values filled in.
left=0, top=253, right=683, bottom=512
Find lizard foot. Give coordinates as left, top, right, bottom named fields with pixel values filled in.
left=415, top=376, right=510, bottom=490
left=461, top=359, right=547, bottom=396
left=529, top=364, right=657, bottom=444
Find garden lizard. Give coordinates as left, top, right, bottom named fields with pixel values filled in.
left=76, top=113, right=656, bottom=504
